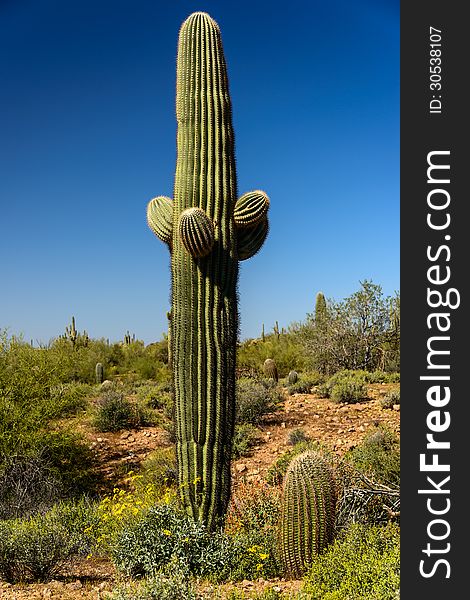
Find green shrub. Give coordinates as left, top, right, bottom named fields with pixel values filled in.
left=236, top=378, right=283, bottom=425
left=366, top=370, right=400, bottom=383
left=226, top=479, right=281, bottom=535
left=287, top=428, right=310, bottom=446
left=346, top=427, right=400, bottom=486
left=316, top=370, right=368, bottom=403
left=303, top=522, right=400, bottom=600
left=237, top=333, right=307, bottom=377
left=380, top=390, right=400, bottom=409
left=93, top=390, right=152, bottom=432
left=222, top=530, right=280, bottom=581
left=109, top=558, right=195, bottom=600
left=232, top=423, right=261, bottom=458
left=111, top=504, right=213, bottom=577
left=111, top=504, right=280, bottom=583
left=137, top=447, right=177, bottom=492
left=286, top=372, right=323, bottom=395
left=0, top=510, right=85, bottom=582
left=330, top=379, right=367, bottom=403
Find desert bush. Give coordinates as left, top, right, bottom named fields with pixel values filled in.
left=330, top=378, right=367, bottom=403
left=236, top=378, right=283, bottom=425
left=0, top=451, right=62, bottom=520
left=365, top=370, right=400, bottom=383
left=0, top=510, right=85, bottom=583
left=286, top=373, right=322, bottom=395
left=111, top=504, right=213, bottom=577
left=302, top=522, right=400, bottom=599
left=345, top=426, right=400, bottom=487
left=109, top=556, right=195, bottom=600
left=137, top=447, right=177, bottom=492
left=226, top=480, right=281, bottom=535
left=287, top=428, right=310, bottom=446
left=93, top=390, right=151, bottom=432
left=237, top=332, right=308, bottom=377
left=86, top=476, right=169, bottom=556
left=380, top=390, right=400, bottom=409
left=316, top=370, right=367, bottom=403
left=0, top=433, right=96, bottom=520
left=297, top=282, right=400, bottom=374
left=232, top=423, right=261, bottom=458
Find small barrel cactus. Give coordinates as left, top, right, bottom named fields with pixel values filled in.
left=279, top=451, right=337, bottom=578
left=263, top=358, right=278, bottom=382
left=95, top=362, right=104, bottom=384
left=287, top=370, right=298, bottom=385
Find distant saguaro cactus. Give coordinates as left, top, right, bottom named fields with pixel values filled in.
left=95, top=362, right=104, bottom=384
left=279, top=451, right=337, bottom=578
left=146, top=12, right=270, bottom=530
left=65, top=316, right=77, bottom=348
left=315, top=292, right=328, bottom=325
left=263, top=358, right=278, bottom=382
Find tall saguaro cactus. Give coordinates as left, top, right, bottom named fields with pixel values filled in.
left=147, top=12, right=270, bottom=530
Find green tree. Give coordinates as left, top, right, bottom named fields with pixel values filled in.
left=299, top=281, right=399, bottom=373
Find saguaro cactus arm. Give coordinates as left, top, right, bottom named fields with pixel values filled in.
left=147, top=196, right=173, bottom=246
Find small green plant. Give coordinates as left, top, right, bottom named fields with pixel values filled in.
left=111, top=504, right=212, bottom=577
left=226, top=479, right=281, bottom=535
left=93, top=390, right=150, bottom=432
left=346, top=426, right=400, bottom=487
left=302, top=522, right=400, bottom=600
left=279, top=451, right=337, bottom=578
left=236, top=378, right=283, bottom=425
left=287, top=372, right=322, bottom=395
left=330, top=378, right=367, bottom=403
left=232, top=423, right=261, bottom=458
left=380, top=389, right=400, bottom=409
left=0, top=510, right=85, bottom=583
left=138, top=447, right=177, bottom=492
left=287, top=428, right=310, bottom=446
left=109, top=558, right=196, bottom=600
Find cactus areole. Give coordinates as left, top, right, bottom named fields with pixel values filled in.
left=147, top=12, right=270, bottom=530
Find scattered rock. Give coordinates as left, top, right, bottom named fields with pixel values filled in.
left=236, top=463, right=247, bottom=473
left=120, top=431, right=130, bottom=440
left=393, top=404, right=400, bottom=411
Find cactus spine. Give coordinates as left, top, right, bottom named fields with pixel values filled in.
left=263, top=358, right=278, bottom=382
left=279, top=451, right=337, bottom=578
left=147, top=12, right=269, bottom=530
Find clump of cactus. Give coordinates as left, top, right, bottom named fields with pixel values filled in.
left=65, top=316, right=77, bottom=347
left=287, top=370, right=298, bottom=385
left=263, top=358, right=278, bottom=383
left=95, top=362, right=104, bottom=384
left=279, top=451, right=337, bottom=578
left=124, top=331, right=135, bottom=346
left=146, top=12, right=269, bottom=530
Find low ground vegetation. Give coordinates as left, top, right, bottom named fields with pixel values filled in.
left=0, top=283, right=399, bottom=597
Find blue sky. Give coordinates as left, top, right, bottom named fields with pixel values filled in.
left=0, top=0, right=399, bottom=345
